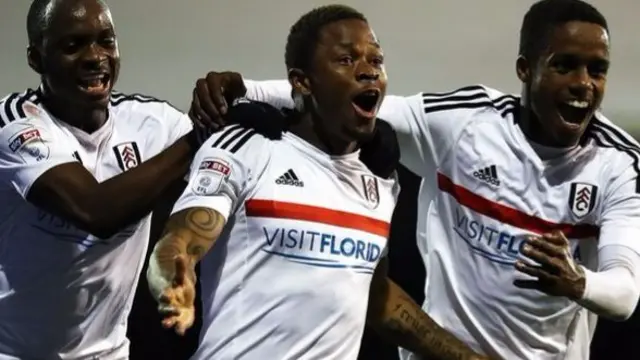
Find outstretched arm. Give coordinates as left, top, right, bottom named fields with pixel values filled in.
left=146, top=206, right=226, bottom=335
left=367, top=258, right=487, bottom=360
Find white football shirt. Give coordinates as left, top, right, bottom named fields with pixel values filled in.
left=0, top=88, right=192, bottom=360
left=243, top=80, right=640, bottom=360
left=173, top=124, right=398, bottom=360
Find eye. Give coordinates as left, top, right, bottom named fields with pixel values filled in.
left=588, top=62, right=608, bottom=79
left=338, top=55, right=354, bottom=65
left=61, top=40, right=81, bottom=54
left=371, top=55, right=384, bottom=66
left=551, top=60, right=573, bottom=75
left=100, top=37, right=116, bottom=48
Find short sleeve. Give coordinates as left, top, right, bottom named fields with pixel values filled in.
left=160, top=103, right=193, bottom=146
left=0, top=120, right=77, bottom=198
left=244, top=79, right=296, bottom=111
left=598, top=164, right=640, bottom=254
left=171, top=125, right=271, bottom=220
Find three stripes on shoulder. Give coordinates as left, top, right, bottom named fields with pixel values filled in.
left=421, top=85, right=518, bottom=118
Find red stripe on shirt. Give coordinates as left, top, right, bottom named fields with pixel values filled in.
left=245, top=199, right=390, bottom=238
left=437, top=172, right=599, bottom=239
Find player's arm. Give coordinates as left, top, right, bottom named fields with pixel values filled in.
left=145, top=206, right=225, bottom=335
left=148, top=206, right=225, bottom=290
left=0, top=115, right=197, bottom=239
left=190, top=71, right=294, bottom=127
left=367, top=257, right=488, bottom=360
left=147, top=123, right=267, bottom=333
left=577, top=164, right=640, bottom=320
left=190, top=72, right=489, bottom=178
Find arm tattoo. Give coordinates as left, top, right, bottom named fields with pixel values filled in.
left=373, top=289, right=482, bottom=360
left=154, top=207, right=226, bottom=273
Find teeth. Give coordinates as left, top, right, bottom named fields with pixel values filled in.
left=80, top=75, right=107, bottom=89
left=565, top=100, right=589, bottom=109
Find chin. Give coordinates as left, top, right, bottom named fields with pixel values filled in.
left=349, top=124, right=376, bottom=142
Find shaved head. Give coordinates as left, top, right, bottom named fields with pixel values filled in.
left=27, top=0, right=110, bottom=46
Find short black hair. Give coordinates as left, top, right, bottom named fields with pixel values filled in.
left=27, top=0, right=54, bottom=46
left=519, top=0, right=608, bottom=60
left=285, top=4, right=367, bottom=72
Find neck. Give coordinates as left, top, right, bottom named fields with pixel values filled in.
left=288, top=112, right=359, bottom=156
left=41, top=95, right=108, bottom=134
left=518, top=105, right=578, bottom=148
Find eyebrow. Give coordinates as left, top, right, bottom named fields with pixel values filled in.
left=336, top=41, right=381, bottom=49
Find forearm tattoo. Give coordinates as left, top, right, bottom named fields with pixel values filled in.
left=382, top=294, right=477, bottom=360
left=182, top=208, right=223, bottom=260
left=156, top=208, right=225, bottom=270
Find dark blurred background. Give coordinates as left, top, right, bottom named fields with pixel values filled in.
left=128, top=166, right=639, bottom=359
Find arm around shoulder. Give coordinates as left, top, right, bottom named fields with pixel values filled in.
left=0, top=119, right=196, bottom=238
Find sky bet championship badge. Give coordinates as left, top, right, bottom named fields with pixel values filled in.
left=193, top=157, right=231, bottom=196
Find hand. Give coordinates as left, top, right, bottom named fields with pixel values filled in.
left=189, top=71, right=247, bottom=130
left=154, top=256, right=197, bottom=335
left=514, top=230, right=586, bottom=300
left=224, top=99, right=288, bottom=140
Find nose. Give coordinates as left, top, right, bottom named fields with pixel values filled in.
left=80, top=43, right=107, bottom=69
left=355, top=62, right=379, bottom=83
left=568, top=66, right=593, bottom=98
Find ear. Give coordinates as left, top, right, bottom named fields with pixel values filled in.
left=27, top=45, right=44, bottom=74
left=516, top=55, right=531, bottom=83
left=288, top=68, right=312, bottom=97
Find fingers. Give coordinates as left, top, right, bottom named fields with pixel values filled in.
left=223, top=72, right=248, bottom=101
left=159, top=306, right=195, bottom=336
left=173, top=256, right=187, bottom=287
left=513, top=279, right=541, bottom=290
left=174, top=310, right=195, bottom=336
left=203, top=73, right=228, bottom=116
left=514, top=260, right=554, bottom=281
left=541, top=230, right=569, bottom=246
left=524, top=237, right=565, bottom=259
left=191, top=71, right=248, bottom=129
left=189, top=88, right=213, bottom=129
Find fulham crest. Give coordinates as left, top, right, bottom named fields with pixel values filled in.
left=361, top=174, right=380, bottom=208
left=568, top=182, right=598, bottom=218
left=113, top=142, right=142, bottom=171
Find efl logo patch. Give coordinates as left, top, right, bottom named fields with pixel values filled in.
left=361, top=174, right=380, bottom=208
left=193, top=157, right=231, bottom=196
left=113, top=142, right=142, bottom=171
left=8, top=127, right=50, bottom=163
left=568, top=182, right=598, bottom=218
left=9, top=128, right=41, bottom=152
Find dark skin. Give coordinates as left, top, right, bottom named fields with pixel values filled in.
left=156, top=19, right=486, bottom=360
left=288, top=19, right=385, bottom=155
left=24, top=0, right=195, bottom=239
left=513, top=21, right=609, bottom=298
left=516, top=21, right=609, bottom=148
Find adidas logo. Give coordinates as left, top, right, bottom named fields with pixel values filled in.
left=473, top=164, right=500, bottom=186
left=275, top=169, right=304, bottom=187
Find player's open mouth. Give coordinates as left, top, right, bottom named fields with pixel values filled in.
left=352, top=89, right=381, bottom=119
left=557, top=100, right=591, bottom=128
left=78, top=73, right=111, bottom=96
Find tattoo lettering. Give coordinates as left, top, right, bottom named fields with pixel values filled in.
left=381, top=294, right=474, bottom=360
